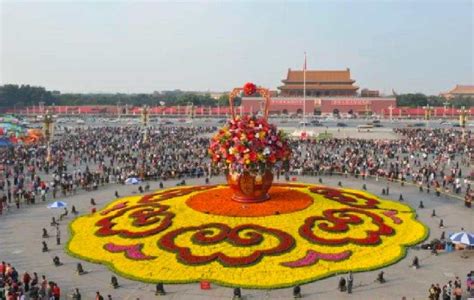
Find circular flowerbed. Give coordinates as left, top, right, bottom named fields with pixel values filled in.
left=67, top=183, right=428, bottom=289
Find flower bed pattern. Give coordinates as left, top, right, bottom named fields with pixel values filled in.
left=67, top=183, right=428, bottom=289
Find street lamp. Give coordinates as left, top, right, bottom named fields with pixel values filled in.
left=141, top=105, right=149, bottom=143
left=43, top=109, right=54, bottom=163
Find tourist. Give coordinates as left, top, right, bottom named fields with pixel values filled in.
left=347, top=271, right=353, bottom=294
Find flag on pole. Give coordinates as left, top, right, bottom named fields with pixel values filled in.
left=303, top=52, right=307, bottom=122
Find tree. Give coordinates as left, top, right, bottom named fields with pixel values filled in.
left=396, top=93, right=428, bottom=107
left=451, top=96, right=474, bottom=108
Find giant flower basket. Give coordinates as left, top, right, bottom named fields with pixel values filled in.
left=208, top=83, right=291, bottom=202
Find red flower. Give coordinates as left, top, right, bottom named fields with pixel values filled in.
left=243, top=82, right=257, bottom=96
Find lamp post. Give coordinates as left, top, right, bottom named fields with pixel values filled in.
left=459, top=106, right=467, bottom=128
left=141, top=105, right=149, bottom=143
left=424, top=104, right=431, bottom=121
left=43, top=109, right=54, bottom=164
left=140, top=105, right=149, bottom=180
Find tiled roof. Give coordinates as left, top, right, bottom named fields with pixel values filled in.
left=449, top=85, right=474, bottom=94
left=278, top=84, right=359, bottom=90
left=283, top=69, right=355, bottom=83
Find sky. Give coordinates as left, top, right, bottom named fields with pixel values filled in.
left=1, top=0, right=473, bottom=95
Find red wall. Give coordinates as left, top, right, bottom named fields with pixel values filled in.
left=242, top=97, right=396, bottom=114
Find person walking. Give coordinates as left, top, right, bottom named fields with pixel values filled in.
left=56, top=225, right=61, bottom=245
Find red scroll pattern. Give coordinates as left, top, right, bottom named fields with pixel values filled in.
left=159, top=223, right=295, bottom=267
left=299, top=208, right=395, bottom=245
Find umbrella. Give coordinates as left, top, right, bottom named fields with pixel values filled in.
left=450, top=232, right=474, bottom=246
left=125, top=177, right=141, bottom=185
left=47, top=201, right=68, bottom=209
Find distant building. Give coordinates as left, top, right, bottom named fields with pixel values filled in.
left=278, top=68, right=358, bottom=97
left=441, top=85, right=474, bottom=100
left=360, top=89, right=380, bottom=97
left=242, top=68, right=394, bottom=115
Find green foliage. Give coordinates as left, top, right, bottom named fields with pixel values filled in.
left=0, top=84, right=57, bottom=107
left=450, top=96, right=474, bottom=108
left=0, top=85, right=226, bottom=107
left=396, top=93, right=473, bottom=108
left=396, top=93, right=428, bottom=107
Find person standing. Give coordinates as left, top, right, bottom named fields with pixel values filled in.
left=429, top=284, right=436, bottom=300
left=22, top=271, right=31, bottom=292
left=96, top=291, right=104, bottom=300
left=52, top=282, right=61, bottom=300
left=453, top=285, right=462, bottom=300
left=347, top=271, right=353, bottom=294
left=56, top=225, right=60, bottom=245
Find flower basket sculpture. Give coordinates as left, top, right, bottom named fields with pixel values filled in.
left=209, top=83, right=291, bottom=202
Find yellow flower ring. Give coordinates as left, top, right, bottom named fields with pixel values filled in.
left=67, top=183, right=428, bottom=289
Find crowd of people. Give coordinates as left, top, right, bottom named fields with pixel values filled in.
left=0, top=261, right=61, bottom=300
left=427, top=275, right=468, bottom=300
left=0, top=126, right=216, bottom=214
left=0, top=126, right=472, bottom=215
left=290, top=128, right=472, bottom=201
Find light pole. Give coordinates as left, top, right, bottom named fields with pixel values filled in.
left=43, top=109, right=54, bottom=164
left=141, top=105, right=149, bottom=143
left=459, top=106, right=467, bottom=128
left=140, top=105, right=149, bottom=180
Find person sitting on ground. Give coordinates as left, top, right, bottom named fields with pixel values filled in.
left=338, top=276, right=346, bottom=292
left=114, top=191, right=119, bottom=198
left=377, top=271, right=386, bottom=283
left=59, top=208, right=68, bottom=220
left=155, top=283, right=166, bottom=295
left=293, top=285, right=302, bottom=298
left=111, top=275, right=119, bottom=289
left=72, top=288, right=81, bottom=300
left=71, top=205, right=78, bottom=215
left=90, top=198, right=96, bottom=206
left=50, top=217, right=58, bottom=226
left=76, top=263, right=85, bottom=275
left=42, top=241, right=48, bottom=252
left=52, top=256, right=62, bottom=266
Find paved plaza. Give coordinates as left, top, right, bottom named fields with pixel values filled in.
left=1, top=174, right=472, bottom=300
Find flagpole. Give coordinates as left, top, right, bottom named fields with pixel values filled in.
left=303, top=52, right=307, bottom=127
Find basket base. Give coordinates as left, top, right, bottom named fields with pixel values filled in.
left=231, top=193, right=270, bottom=203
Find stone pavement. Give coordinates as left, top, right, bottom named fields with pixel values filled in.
left=1, top=175, right=472, bottom=300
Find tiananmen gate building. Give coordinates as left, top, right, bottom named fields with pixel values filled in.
left=242, top=68, right=396, bottom=115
